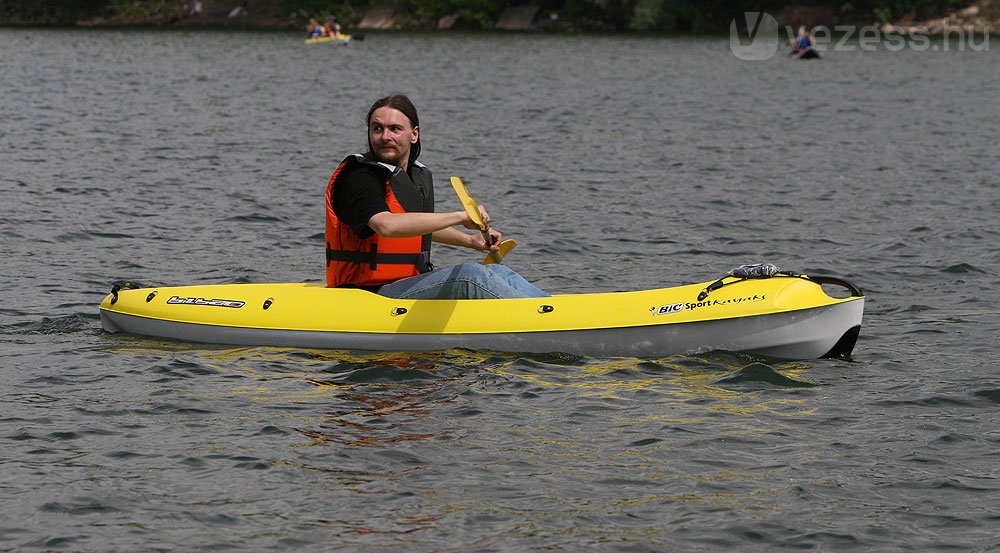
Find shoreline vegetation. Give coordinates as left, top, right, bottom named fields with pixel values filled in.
left=0, top=0, right=996, bottom=35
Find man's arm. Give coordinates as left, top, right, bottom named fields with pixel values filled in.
left=368, top=210, right=470, bottom=238
left=370, top=210, right=503, bottom=252
left=338, top=167, right=501, bottom=250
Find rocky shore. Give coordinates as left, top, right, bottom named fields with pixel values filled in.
left=881, top=0, right=997, bottom=35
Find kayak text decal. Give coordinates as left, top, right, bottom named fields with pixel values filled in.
left=651, top=303, right=684, bottom=316
left=166, top=296, right=246, bottom=308
left=685, top=294, right=766, bottom=311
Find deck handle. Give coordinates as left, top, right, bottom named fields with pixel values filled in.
left=804, top=275, right=863, bottom=298
left=109, top=280, right=144, bottom=305
left=698, top=272, right=863, bottom=301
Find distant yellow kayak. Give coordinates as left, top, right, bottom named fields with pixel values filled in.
left=99, top=273, right=864, bottom=359
left=304, top=35, right=351, bottom=45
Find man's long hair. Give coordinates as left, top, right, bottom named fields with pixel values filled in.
left=366, top=93, right=420, bottom=167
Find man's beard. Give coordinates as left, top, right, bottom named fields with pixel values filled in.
left=370, top=141, right=407, bottom=166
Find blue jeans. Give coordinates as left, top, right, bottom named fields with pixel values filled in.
left=378, top=263, right=549, bottom=300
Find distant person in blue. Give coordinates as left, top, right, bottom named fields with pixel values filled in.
left=308, top=18, right=326, bottom=38
left=791, top=26, right=820, bottom=58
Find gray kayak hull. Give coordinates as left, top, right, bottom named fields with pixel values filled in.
left=101, top=298, right=863, bottom=359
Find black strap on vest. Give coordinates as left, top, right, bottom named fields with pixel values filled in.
left=327, top=244, right=432, bottom=272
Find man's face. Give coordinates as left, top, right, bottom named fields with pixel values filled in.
left=368, top=106, right=418, bottom=167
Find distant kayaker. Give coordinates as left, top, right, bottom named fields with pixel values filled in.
left=791, top=26, right=819, bottom=58
left=324, top=94, right=548, bottom=300
left=326, top=16, right=342, bottom=38
left=307, top=18, right=327, bottom=38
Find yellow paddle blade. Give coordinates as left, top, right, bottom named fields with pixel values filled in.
left=450, top=176, right=485, bottom=230
left=451, top=176, right=515, bottom=265
left=483, top=239, right=517, bottom=265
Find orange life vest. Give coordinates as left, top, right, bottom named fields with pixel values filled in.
left=325, top=155, right=434, bottom=289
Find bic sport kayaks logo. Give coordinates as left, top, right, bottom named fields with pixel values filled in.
left=167, top=296, right=246, bottom=308
left=653, top=294, right=767, bottom=315
left=729, top=12, right=780, bottom=60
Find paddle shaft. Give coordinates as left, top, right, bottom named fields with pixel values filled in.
left=479, top=229, right=500, bottom=262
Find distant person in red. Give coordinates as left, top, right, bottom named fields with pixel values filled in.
left=326, top=16, right=342, bottom=38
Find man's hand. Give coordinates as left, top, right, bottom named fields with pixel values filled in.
left=471, top=228, right=503, bottom=252
left=460, top=204, right=491, bottom=231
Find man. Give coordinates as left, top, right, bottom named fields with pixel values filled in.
left=325, top=94, right=548, bottom=300
left=791, top=26, right=819, bottom=58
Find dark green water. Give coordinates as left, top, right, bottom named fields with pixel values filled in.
left=2, top=28, right=999, bottom=551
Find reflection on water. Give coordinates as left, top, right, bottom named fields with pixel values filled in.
left=102, top=340, right=823, bottom=466
left=111, top=344, right=826, bottom=461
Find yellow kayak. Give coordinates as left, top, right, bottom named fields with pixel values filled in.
left=304, top=35, right=351, bottom=45
left=99, top=273, right=864, bottom=359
